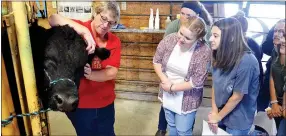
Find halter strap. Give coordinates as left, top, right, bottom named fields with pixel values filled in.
left=43, top=69, right=75, bottom=91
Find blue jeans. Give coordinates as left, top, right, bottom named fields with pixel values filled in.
left=218, top=122, right=250, bottom=135
left=164, top=108, right=196, bottom=136
left=226, top=127, right=250, bottom=135
left=66, top=103, right=115, bottom=136
left=278, top=119, right=286, bottom=136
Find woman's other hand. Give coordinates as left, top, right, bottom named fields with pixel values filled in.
left=208, top=112, right=221, bottom=124
left=160, top=81, right=172, bottom=92
left=271, top=103, right=282, bottom=117
left=84, top=63, right=92, bottom=79
left=266, top=107, right=273, bottom=119
left=207, top=111, right=222, bottom=134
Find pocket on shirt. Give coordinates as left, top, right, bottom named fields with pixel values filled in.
left=225, top=79, right=235, bottom=97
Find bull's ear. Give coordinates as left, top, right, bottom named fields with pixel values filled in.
left=62, top=25, right=77, bottom=40
left=94, top=47, right=111, bottom=61
left=87, top=54, right=96, bottom=66
left=87, top=47, right=110, bottom=65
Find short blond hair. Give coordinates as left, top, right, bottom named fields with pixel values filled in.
left=92, top=1, right=120, bottom=23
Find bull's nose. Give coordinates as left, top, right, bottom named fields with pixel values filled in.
left=54, top=94, right=63, bottom=106
left=53, top=94, right=78, bottom=112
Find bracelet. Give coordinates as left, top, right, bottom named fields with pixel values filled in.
left=170, top=84, right=173, bottom=92
left=270, top=100, right=278, bottom=104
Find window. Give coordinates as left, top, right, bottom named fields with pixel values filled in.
left=247, top=3, right=285, bottom=63
left=224, top=2, right=285, bottom=71
left=224, top=3, right=239, bottom=17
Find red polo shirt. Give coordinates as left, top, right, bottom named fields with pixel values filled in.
left=72, top=19, right=121, bottom=108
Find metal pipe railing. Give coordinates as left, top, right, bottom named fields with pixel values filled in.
left=11, top=2, right=42, bottom=135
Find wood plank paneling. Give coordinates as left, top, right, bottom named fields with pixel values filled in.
left=115, top=32, right=164, bottom=43
left=120, top=16, right=169, bottom=29
left=172, top=3, right=182, bottom=17
left=120, top=56, right=153, bottom=69
left=120, top=43, right=157, bottom=57
left=117, top=68, right=160, bottom=82
left=120, top=2, right=171, bottom=15
left=46, top=2, right=57, bottom=17
left=115, top=80, right=159, bottom=93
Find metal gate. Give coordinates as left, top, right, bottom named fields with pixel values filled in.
left=2, top=1, right=50, bottom=135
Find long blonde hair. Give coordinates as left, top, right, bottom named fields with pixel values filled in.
left=181, top=16, right=207, bottom=43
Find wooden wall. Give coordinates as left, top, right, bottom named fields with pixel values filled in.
left=2, top=1, right=214, bottom=29
left=45, top=1, right=214, bottom=29
left=46, top=2, right=57, bottom=17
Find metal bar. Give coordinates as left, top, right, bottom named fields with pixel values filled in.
left=11, top=2, right=42, bottom=135
left=2, top=12, right=32, bottom=135
left=1, top=55, right=20, bottom=135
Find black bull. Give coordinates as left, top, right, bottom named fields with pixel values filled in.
left=27, top=21, right=110, bottom=112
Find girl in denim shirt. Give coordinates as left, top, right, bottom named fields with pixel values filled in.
left=208, top=18, right=260, bottom=135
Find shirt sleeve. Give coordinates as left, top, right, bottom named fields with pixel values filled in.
left=190, top=46, right=211, bottom=87
left=164, top=20, right=179, bottom=37
left=105, top=37, right=121, bottom=68
left=71, top=19, right=84, bottom=25
left=233, top=64, right=256, bottom=94
left=153, top=35, right=170, bottom=65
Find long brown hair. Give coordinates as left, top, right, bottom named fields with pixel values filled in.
left=212, top=17, right=251, bottom=73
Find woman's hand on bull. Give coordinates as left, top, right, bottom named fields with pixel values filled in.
left=81, top=29, right=96, bottom=54
left=71, top=25, right=95, bottom=54
left=84, top=63, right=92, bottom=79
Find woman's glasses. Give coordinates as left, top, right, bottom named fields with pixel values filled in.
left=99, top=14, right=117, bottom=27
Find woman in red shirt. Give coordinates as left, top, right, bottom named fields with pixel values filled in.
left=48, top=1, right=121, bottom=136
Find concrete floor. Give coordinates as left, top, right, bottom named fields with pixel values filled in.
left=48, top=98, right=212, bottom=135
left=48, top=99, right=162, bottom=135
left=48, top=98, right=277, bottom=136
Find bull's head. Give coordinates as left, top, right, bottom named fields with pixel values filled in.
left=36, top=25, right=110, bottom=112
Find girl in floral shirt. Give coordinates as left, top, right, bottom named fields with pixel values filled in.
left=153, top=16, right=211, bottom=135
